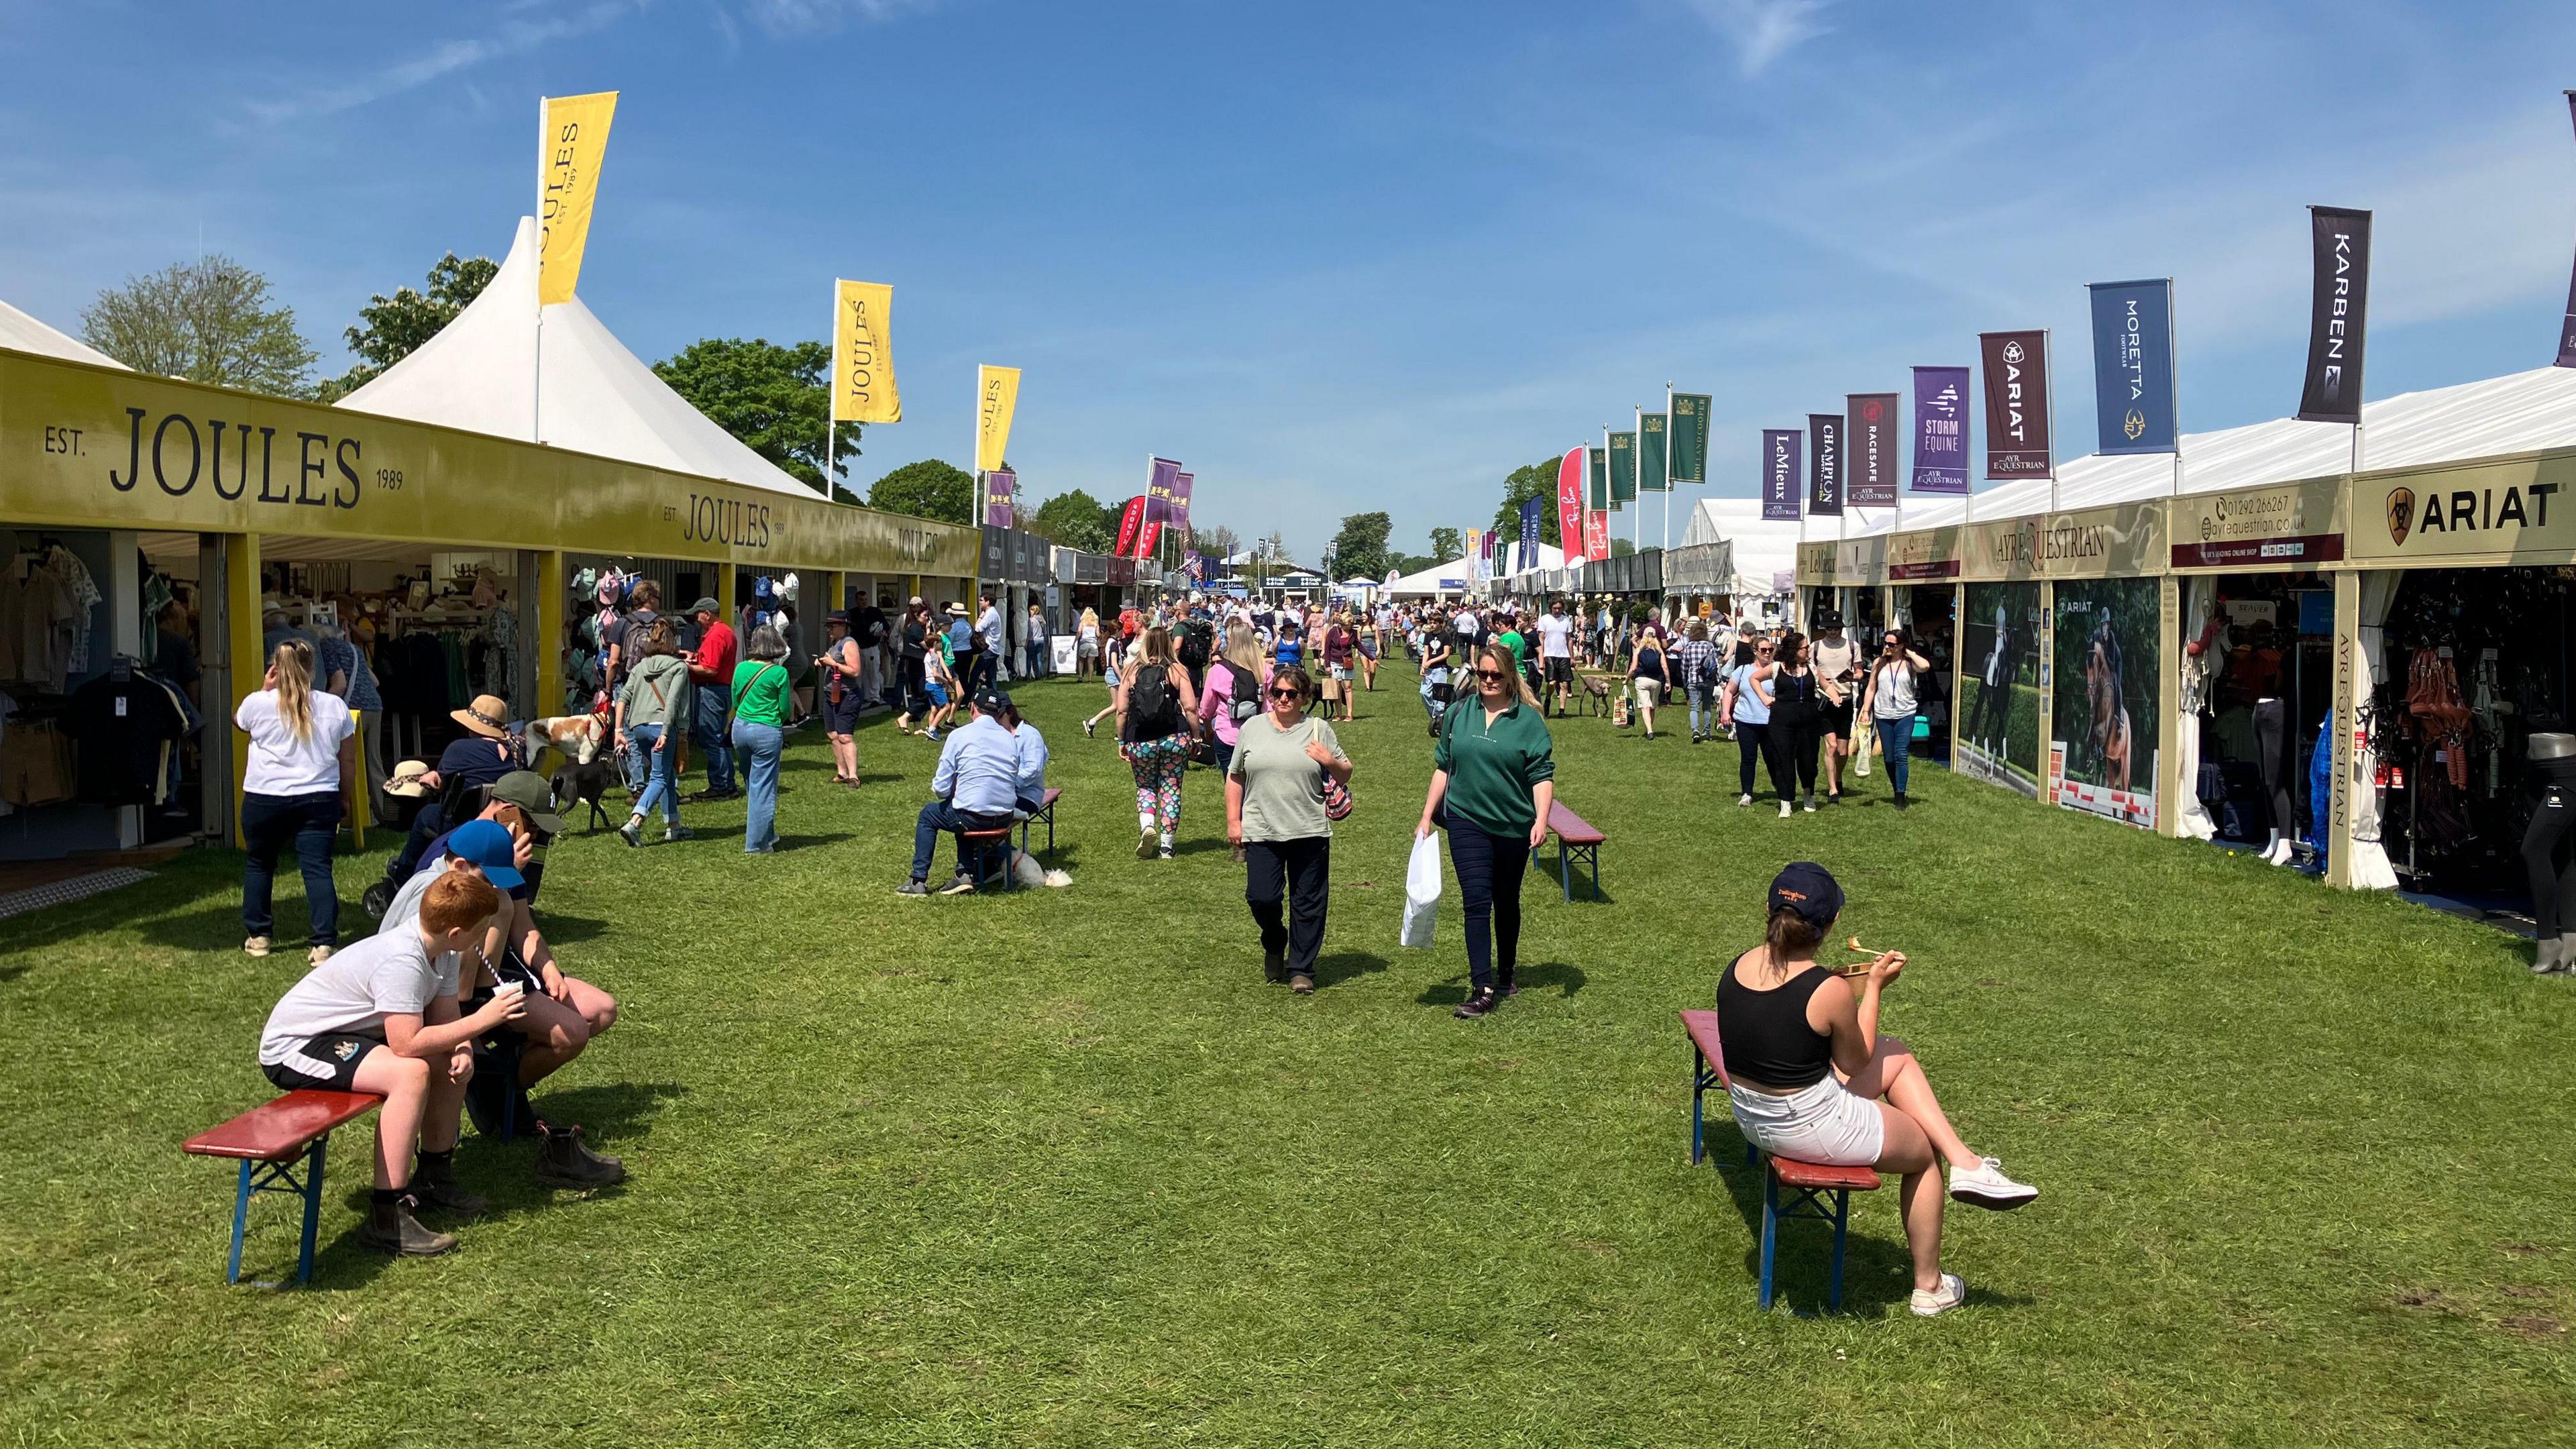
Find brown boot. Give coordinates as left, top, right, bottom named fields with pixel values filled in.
left=358, top=1194, right=459, bottom=1256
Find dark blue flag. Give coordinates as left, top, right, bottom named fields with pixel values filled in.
left=1517, top=496, right=1542, bottom=571
left=2088, top=278, right=2178, bottom=454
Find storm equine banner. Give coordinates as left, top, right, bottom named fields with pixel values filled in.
left=1846, top=393, right=1898, bottom=506
left=1762, top=428, right=1803, bottom=521
left=2297, top=207, right=2371, bottom=424
left=1911, top=366, right=1970, bottom=494
left=2086, top=279, right=2177, bottom=455
left=1979, top=330, right=2053, bottom=480
left=1806, top=413, right=1842, bottom=516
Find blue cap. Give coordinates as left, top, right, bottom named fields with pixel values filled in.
left=1768, top=861, right=1843, bottom=931
left=443, top=819, right=525, bottom=891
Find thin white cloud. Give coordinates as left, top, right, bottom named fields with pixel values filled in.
left=241, top=1, right=637, bottom=125
left=733, top=0, right=945, bottom=36
left=1684, top=0, right=1831, bottom=77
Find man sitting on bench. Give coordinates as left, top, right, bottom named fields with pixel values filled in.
left=379, top=818, right=625, bottom=1188
left=256, top=870, right=523, bottom=1256
left=896, top=686, right=1021, bottom=898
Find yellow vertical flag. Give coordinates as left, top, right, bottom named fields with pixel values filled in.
left=975, top=365, right=1020, bottom=473
left=832, top=280, right=902, bottom=424
left=538, top=91, right=619, bottom=306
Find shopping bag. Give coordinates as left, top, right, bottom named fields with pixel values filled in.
left=1853, top=718, right=1873, bottom=777
left=1401, top=831, right=1442, bottom=949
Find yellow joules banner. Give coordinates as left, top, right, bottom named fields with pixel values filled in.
left=975, top=364, right=1020, bottom=473
left=832, top=280, right=902, bottom=424
left=539, top=91, right=619, bottom=306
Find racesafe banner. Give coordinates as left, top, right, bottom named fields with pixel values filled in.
left=1978, top=330, right=2054, bottom=480
left=1762, top=428, right=1803, bottom=521
left=2088, top=279, right=2178, bottom=454
left=2297, top=207, right=2371, bottom=424
left=1846, top=393, right=1899, bottom=506
left=1556, top=446, right=1586, bottom=563
left=1668, top=392, right=1711, bottom=483
left=1807, top=413, right=1843, bottom=516
left=1911, top=366, right=1971, bottom=493
left=539, top=91, right=618, bottom=305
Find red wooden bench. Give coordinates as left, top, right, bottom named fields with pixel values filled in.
left=183, top=1089, right=383, bottom=1286
left=1547, top=800, right=1604, bottom=901
left=1681, top=1009, right=1882, bottom=1311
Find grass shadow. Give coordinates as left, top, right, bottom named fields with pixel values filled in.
left=1312, top=951, right=1387, bottom=989
left=771, top=832, right=857, bottom=852
left=1516, top=961, right=1587, bottom=998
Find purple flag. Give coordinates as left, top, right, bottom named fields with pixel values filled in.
left=1762, top=428, right=1803, bottom=521
left=1910, top=366, right=1971, bottom=494
left=1145, top=456, right=1183, bottom=525
left=1170, top=470, right=1194, bottom=534
left=2562, top=94, right=2576, bottom=366
left=981, top=468, right=1015, bottom=528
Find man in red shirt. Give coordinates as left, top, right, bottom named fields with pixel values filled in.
left=686, top=597, right=741, bottom=800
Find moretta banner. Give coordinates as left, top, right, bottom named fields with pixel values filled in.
left=2171, top=479, right=2346, bottom=570
left=1962, top=502, right=2165, bottom=580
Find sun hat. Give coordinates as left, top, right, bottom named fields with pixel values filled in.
left=384, top=760, right=435, bottom=798
left=450, top=694, right=511, bottom=740
left=441, top=819, right=525, bottom=892
left=1768, top=861, right=1844, bottom=931
left=488, top=771, right=566, bottom=837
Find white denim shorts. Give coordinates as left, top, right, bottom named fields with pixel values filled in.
left=1729, top=1075, right=1884, bottom=1167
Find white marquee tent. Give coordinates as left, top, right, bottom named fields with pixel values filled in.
left=1678, top=497, right=1803, bottom=597
left=1, top=298, right=126, bottom=370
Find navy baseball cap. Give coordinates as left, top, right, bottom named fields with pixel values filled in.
left=443, top=820, right=525, bottom=892
left=1768, top=861, right=1843, bottom=930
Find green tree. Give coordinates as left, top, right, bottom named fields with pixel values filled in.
left=1330, top=511, right=1393, bottom=583
left=868, top=459, right=975, bottom=525
left=1610, top=537, right=1636, bottom=557
left=1026, top=488, right=1118, bottom=551
left=1490, top=457, right=1564, bottom=547
left=653, top=337, right=864, bottom=498
left=80, top=254, right=317, bottom=396
left=315, top=252, right=496, bottom=401
left=1428, top=527, right=1463, bottom=561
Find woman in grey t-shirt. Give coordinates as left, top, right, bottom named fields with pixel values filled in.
left=1224, top=663, right=1354, bottom=995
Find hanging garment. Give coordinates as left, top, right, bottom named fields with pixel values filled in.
left=67, top=668, right=189, bottom=805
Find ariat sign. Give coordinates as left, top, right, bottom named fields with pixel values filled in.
left=2353, top=458, right=2576, bottom=564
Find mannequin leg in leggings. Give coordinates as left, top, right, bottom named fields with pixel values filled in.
left=2522, top=786, right=2576, bottom=971
left=2252, top=698, right=2292, bottom=863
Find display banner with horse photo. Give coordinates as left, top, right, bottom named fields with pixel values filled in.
left=2049, top=576, right=2161, bottom=828
left=1955, top=582, right=2044, bottom=798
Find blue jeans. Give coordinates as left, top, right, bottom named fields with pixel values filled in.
left=1686, top=684, right=1712, bottom=737
left=1876, top=714, right=1915, bottom=794
left=693, top=685, right=736, bottom=792
left=733, top=720, right=784, bottom=852
left=912, top=798, right=1013, bottom=882
left=629, top=724, right=679, bottom=825
left=241, top=790, right=342, bottom=946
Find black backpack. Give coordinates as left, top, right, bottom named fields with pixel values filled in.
left=1128, top=662, right=1181, bottom=736
left=1177, top=618, right=1215, bottom=670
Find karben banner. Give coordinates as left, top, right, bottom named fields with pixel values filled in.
left=1807, top=412, right=1843, bottom=517
left=1114, top=495, right=1147, bottom=557
left=1609, top=430, right=1638, bottom=506
left=1979, top=330, right=2054, bottom=480
left=2298, top=206, right=2371, bottom=424
left=1588, top=445, right=1609, bottom=511
left=1518, top=495, right=1542, bottom=572
left=975, top=366, right=1020, bottom=473
left=1762, top=427, right=1803, bottom=521
left=1911, top=366, right=1972, bottom=494
left=539, top=91, right=618, bottom=306
left=830, top=280, right=901, bottom=425
left=1556, top=446, right=1587, bottom=563
left=1847, top=392, right=1899, bottom=507
left=1668, top=392, right=1711, bottom=483
left=2088, top=278, right=2177, bottom=454
left=1639, top=412, right=1670, bottom=491
left=981, top=468, right=1014, bottom=529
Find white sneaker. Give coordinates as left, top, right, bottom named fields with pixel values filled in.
left=1909, top=1272, right=1967, bottom=1317
left=1948, top=1157, right=2037, bottom=1210
left=1778, top=801, right=1792, bottom=818
left=1738, top=794, right=1753, bottom=807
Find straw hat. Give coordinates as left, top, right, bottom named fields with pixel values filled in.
left=384, top=760, right=435, bottom=799
left=451, top=694, right=511, bottom=740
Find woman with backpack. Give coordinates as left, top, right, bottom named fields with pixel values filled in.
left=731, top=625, right=794, bottom=854
left=1631, top=626, right=1672, bottom=742
left=1226, top=663, right=1352, bottom=995
left=1672, top=619, right=1719, bottom=744
left=1197, top=621, right=1269, bottom=777
left=1115, top=626, right=1199, bottom=859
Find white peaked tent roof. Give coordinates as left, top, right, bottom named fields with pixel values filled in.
left=0, top=297, right=125, bottom=369
left=336, top=217, right=816, bottom=498
left=1837, top=364, right=2576, bottom=540
left=1388, top=543, right=1566, bottom=595
left=1680, top=496, right=1803, bottom=594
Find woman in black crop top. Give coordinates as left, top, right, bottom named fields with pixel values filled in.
left=1719, top=862, right=2036, bottom=1316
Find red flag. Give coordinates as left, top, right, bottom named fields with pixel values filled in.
left=1556, top=445, right=1585, bottom=561
left=1136, top=519, right=1164, bottom=558
left=1113, top=496, right=1147, bottom=557
left=1585, top=510, right=1609, bottom=559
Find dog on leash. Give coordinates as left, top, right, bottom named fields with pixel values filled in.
left=551, top=757, right=621, bottom=834
left=525, top=714, right=610, bottom=774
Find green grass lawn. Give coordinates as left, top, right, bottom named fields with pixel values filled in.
left=4, top=662, right=2573, bottom=1446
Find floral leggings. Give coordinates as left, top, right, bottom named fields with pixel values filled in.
left=1122, top=733, right=1191, bottom=832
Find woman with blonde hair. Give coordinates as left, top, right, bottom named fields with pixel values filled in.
left=235, top=636, right=357, bottom=963
left=1115, top=624, right=1199, bottom=859
left=1415, top=639, right=1554, bottom=1019
left=1197, top=621, right=1270, bottom=777
left=1077, top=606, right=1103, bottom=679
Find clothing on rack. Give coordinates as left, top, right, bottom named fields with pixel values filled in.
left=67, top=665, right=191, bottom=805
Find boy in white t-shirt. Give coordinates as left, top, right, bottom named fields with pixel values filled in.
left=1534, top=601, right=1576, bottom=716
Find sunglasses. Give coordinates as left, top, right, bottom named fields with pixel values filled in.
left=1472, top=668, right=1512, bottom=682
left=1268, top=686, right=1305, bottom=700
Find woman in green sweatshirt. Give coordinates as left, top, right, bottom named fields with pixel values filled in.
left=1415, top=639, right=1556, bottom=1019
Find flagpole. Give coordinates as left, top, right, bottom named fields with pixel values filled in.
left=1662, top=382, right=1674, bottom=553
left=823, top=291, right=837, bottom=501
left=533, top=95, right=546, bottom=445
left=1633, top=407, right=1644, bottom=554
left=2045, top=327, right=2060, bottom=517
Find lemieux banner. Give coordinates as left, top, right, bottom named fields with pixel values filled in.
left=1762, top=428, right=1803, bottom=521
left=1979, top=330, right=2054, bottom=480
left=1846, top=393, right=1898, bottom=507
left=2087, top=278, right=2177, bottom=454
left=830, top=279, right=901, bottom=425
left=975, top=366, right=1020, bottom=473
left=539, top=91, right=619, bottom=306
left=1638, top=412, right=1670, bottom=491
left=1668, top=392, right=1711, bottom=484
left=1911, top=366, right=1971, bottom=494
left=1807, top=413, right=1843, bottom=516
left=1556, top=447, right=1587, bottom=563
left=2297, top=206, right=2371, bottom=424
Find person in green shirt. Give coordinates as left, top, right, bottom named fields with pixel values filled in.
left=1496, top=614, right=1533, bottom=699
left=1415, top=639, right=1557, bottom=1019
left=731, top=626, right=796, bottom=854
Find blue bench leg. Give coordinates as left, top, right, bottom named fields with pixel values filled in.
left=297, top=1134, right=329, bottom=1285
left=1827, top=1187, right=1850, bottom=1312
left=1689, top=1049, right=1705, bottom=1165
left=225, top=1159, right=254, bottom=1285
left=1758, top=1169, right=1780, bottom=1309
left=1559, top=845, right=1572, bottom=902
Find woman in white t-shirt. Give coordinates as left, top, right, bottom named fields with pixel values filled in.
left=234, top=638, right=357, bottom=963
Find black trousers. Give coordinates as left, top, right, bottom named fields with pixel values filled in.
left=2524, top=786, right=2576, bottom=939
left=1776, top=715, right=1819, bottom=798
left=2252, top=698, right=2292, bottom=837
left=1446, top=815, right=1528, bottom=993
left=1245, top=836, right=1331, bottom=977
left=1736, top=720, right=1770, bottom=797
left=898, top=655, right=926, bottom=716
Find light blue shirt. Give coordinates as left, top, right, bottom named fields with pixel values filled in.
left=1012, top=722, right=1049, bottom=804
left=1727, top=663, right=1771, bottom=726
left=979, top=605, right=1005, bottom=653
left=932, top=713, right=1020, bottom=816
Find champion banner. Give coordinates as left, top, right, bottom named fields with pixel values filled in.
left=1556, top=447, right=1586, bottom=562
left=1762, top=428, right=1803, bottom=521
left=1169, top=471, right=1193, bottom=535
left=2562, top=93, right=2576, bottom=367
left=1978, top=330, right=2054, bottom=480
left=1519, top=495, right=1542, bottom=571
left=975, top=366, right=1020, bottom=473
left=830, top=280, right=902, bottom=425
left=1588, top=446, right=1609, bottom=511
left=1609, top=430, right=1637, bottom=506
left=1846, top=393, right=1899, bottom=506
left=1639, top=412, right=1670, bottom=491
left=1113, top=495, right=1147, bottom=557
left=2088, top=279, right=2178, bottom=454
left=981, top=469, right=1015, bottom=528
left=2297, top=206, right=2371, bottom=424
left=1807, top=413, right=1843, bottom=516
left=539, top=91, right=618, bottom=307
left=1668, top=392, right=1711, bottom=483
left=1911, top=366, right=1971, bottom=493
left=1144, top=456, right=1183, bottom=527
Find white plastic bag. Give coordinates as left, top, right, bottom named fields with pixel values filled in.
left=1401, top=831, right=1442, bottom=949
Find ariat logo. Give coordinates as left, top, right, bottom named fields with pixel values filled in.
left=2002, top=340, right=2025, bottom=365
left=2386, top=487, right=2415, bottom=547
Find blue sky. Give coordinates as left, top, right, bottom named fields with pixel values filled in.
left=5, top=1, right=2576, bottom=562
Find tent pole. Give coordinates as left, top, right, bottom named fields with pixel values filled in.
left=533, top=95, right=546, bottom=445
